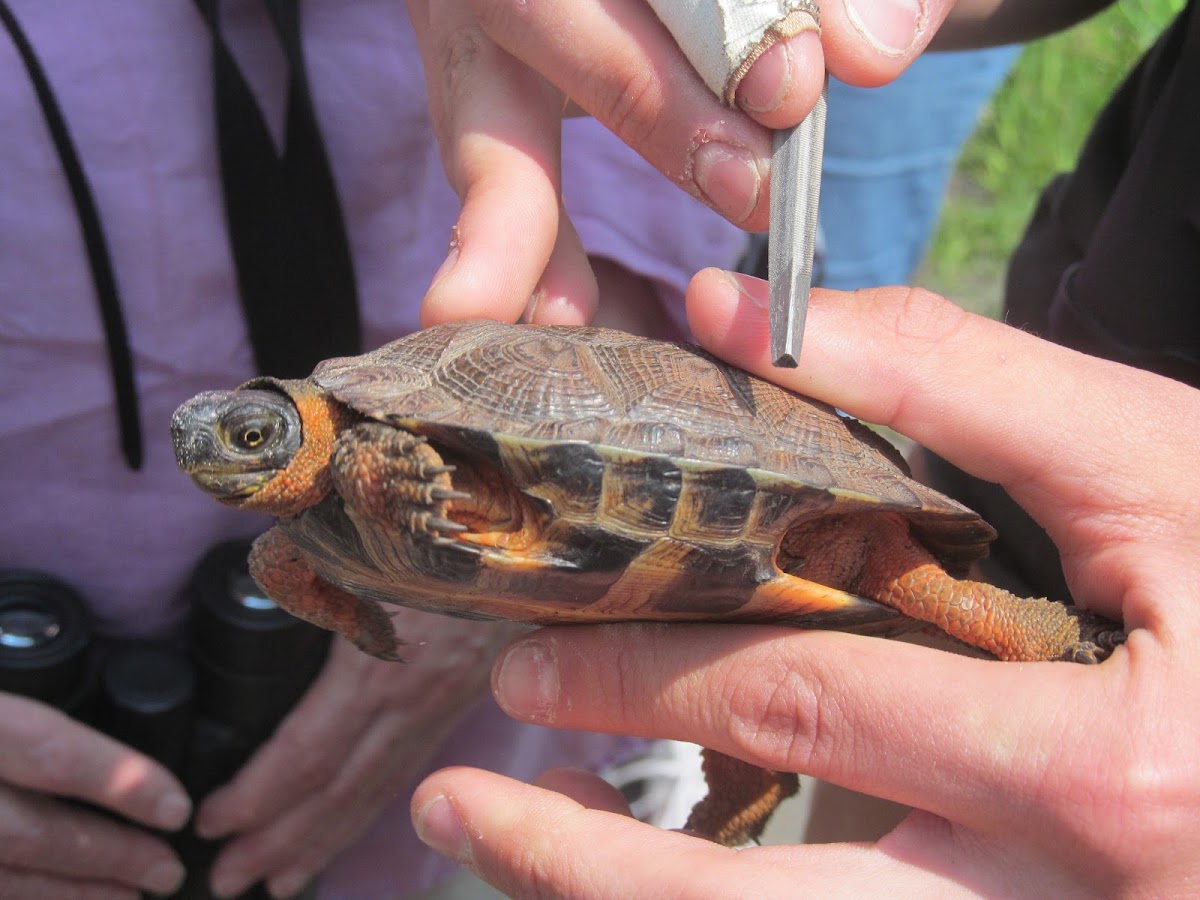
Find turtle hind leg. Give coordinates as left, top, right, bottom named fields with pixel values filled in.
left=781, top=512, right=1126, bottom=663
left=880, top=569, right=1127, bottom=663
left=249, top=528, right=404, bottom=660
left=684, top=750, right=799, bottom=846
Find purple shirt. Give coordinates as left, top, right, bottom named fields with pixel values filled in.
left=0, top=2, right=744, bottom=895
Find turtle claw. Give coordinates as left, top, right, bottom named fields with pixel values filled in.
left=426, top=516, right=468, bottom=534
left=1064, top=625, right=1127, bottom=664
left=368, top=645, right=408, bottom=663
left=332, top=423, right=470, bottom=539
left=430, top=488, right=472, bottom=502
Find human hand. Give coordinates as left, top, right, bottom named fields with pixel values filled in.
left=406, top=1, right=956, bottom=326
left=195, top=610, right=524, bottom=899
left=409, top=270, right=1200, bottom=896
left=0, top=693, right=190, bottom=899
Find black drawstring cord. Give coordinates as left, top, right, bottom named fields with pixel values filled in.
left=194, top=0, right=362, bottom=379
left=1, top=0, right=362, bottom=472
left=0, top=0, right=143, bottom=469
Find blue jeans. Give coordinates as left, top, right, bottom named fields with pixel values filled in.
left=816, top=46, right=1020, bottom=289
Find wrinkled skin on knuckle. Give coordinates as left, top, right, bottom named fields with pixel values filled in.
left=18, top=726, right=82, bottom=795
left=1017, top=660, right=1199, bottom=886
left=719, top=659, right=837, bottom=774
left=464, top=0, right=538, bottom=48
left=439, top=20, right=487, bottom=98
left=1, top=801, right=51, bottom=870
left=483, top=816, right=596, bottom=900
left=269, top=737, right=341, bottom=800
left=888, top=287, right=976, bottom=359
left=588, top=63, right=667, bottom=165
left=1077, top=711, right=1200, bottom=878
left=0, top=870, right=130, bottom=900
left=595, top=628, right=656, bottom=731
left=863, top=287, right=979, bottom=430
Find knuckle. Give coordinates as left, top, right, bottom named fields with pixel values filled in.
left=720, top=654, right=845, bottom=774
left=489, top=825, right=583, bottom=900
left=465, top=0, right=537, bottom=50
left=1073, top=738, right=1199, bottom=869
left=0, top=811, right=50, bottom=870
left=0, top=867, right=136, bottom=900
left=867, top=286, right=978, bottom=428
left=284, top=749, right=338, bottom=794
left=439, top=24, right=488, bottom=104
left=20, top=729, right=81, bottom=794
left=888, top=286, right=975, bottom=357
left=610, top=642, right=647, bottom=730
left=589, top=64, right=664, bottom=153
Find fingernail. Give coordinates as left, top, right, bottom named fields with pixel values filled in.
left=210, top=868, right=251, bottom=899
left=719, top=269, right=768, bottom=310
left=843, top=0, right=925, bottom=56
left=736, top=42, right=790, bottom=113
left=415, top=794, right=471, bottom=864
left=154, top=791, right=192, bottom=831
left=494, top=640, right=558, bottom=722
left=430, top=225, right=462, bottom=288
left=691, top=141, right=762, bottom=224
left=522, top=288, right=543, bottom=324
left=193, top=806, right=226, bottom=840
left=268, top=870, right=311, bottom=899
left=142, top=859, right=186, bottom=896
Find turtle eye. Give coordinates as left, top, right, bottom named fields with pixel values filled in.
left=238, top=424, right=270, bottom=449
left=222, top=409, right=280, bottom=454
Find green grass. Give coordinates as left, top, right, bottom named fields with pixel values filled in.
left=920, top=0, right=1185, bottom=316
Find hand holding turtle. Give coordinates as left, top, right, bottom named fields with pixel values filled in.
left=409, top=270, right=1200, bottom=897
left=0, top=693, right=190, bottom=898
left=192, top=611, right=523, bottom=899
left=407, top=0, right=955, bottom=326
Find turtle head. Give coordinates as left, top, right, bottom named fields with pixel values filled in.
left=171, top=388, right=304, bottom=507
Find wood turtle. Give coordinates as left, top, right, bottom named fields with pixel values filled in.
left=171, top=320, right=1125, bottom=844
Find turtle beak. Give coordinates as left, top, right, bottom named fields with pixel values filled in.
left=171, top=390, right=302, bottom=504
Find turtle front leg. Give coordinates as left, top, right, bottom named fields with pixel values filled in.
left=249, top=527, right=403, bottom=660
left=330, top=422, right=468, bottom=540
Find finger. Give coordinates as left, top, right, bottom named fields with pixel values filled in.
left=409, top=2, right=566, bottom=325
left=411, top=766, right=775, bottom=896
left=490, top=623, right=1133, bottom=849
left=206, top=704, right=423, bottom=899
left=0, top=868, right=137, bottom=900
left=195, top=641, right=382, bottom=840
left=521, top=205, right=600, bottom=326
left=198, top=624, right=498, bottom=897
left=733, top=31, right=825, bottom=130
left=197, top=612, right=508, bottom=845
left=467, top=0, right=776, bottom=229
left=0, top=695, right=190, bottom=832
left=0, top=784, right=184, bottom=895
left=819, top=0, right=957, bottom=86
left=533, top=767, right=634, bottom=817
left=684, top=270, right=1200, bottom=617
left=467, top=0, right=963, bottom=227
left=411, top=767, right=960, bottom=897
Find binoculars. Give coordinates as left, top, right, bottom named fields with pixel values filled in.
left=0, top=541, right=331, bottom=899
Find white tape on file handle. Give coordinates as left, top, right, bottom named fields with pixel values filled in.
left=645, top=0, right=821, bottom=104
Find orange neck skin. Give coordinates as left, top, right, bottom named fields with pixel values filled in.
left=239, top=381, right=358, bottom=518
